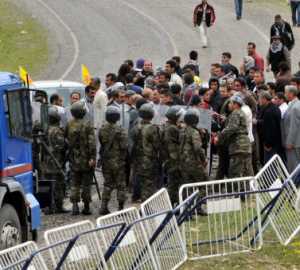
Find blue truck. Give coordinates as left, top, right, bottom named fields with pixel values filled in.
left=0, top=72, right=41, bottom=250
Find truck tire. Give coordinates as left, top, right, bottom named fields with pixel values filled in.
left=0, top=204, right=22, bottom=250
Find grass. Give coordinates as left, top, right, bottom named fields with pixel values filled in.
left=0, top=0, right=48, bottom=77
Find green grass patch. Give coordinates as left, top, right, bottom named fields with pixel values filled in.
left=0, top=0, right=48, bottom=77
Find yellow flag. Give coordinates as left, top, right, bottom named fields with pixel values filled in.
left=19, top=66, right=33, bottom=84
left=81, top=64, right=91, bottom=85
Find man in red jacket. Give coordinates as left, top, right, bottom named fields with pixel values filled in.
left=193, top=0, right=216, bottom=48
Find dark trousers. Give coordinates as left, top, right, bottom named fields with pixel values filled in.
left=234, top=0, right=243, bottom=18
left=290, top=1, right=300, bottom=26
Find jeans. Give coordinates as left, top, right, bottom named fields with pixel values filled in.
left=290, top=1, right=300, bottom=25
left=234, top=0, right=243, bottom=18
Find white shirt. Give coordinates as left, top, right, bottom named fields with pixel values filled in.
left=169, top=72, right=183, bottom=88
left=93, top=90, right=108, bottom=129
left=279, top=102, right=288, bottom=119
left=54, top=105, right=67, bottom=128
left=241, top=104, right=254, bottom=143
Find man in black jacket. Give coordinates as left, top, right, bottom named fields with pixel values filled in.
left=193, top=0, right=216, bottom=48
left=270, top=15, right=295, bottom=51
left=257, top=91, right=283, bottom=164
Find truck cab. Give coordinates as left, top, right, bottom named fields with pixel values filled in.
left=0, top=72, right=40, bottom=249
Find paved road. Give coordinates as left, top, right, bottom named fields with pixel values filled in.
left=13, top=0, right=299, bottom=81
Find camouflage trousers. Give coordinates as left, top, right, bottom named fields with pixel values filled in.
left=45, top=173, right=65, bottom=207
left=102, top=165, right=126, bottom=206
left=167, top=167, right=182, bottom=206
left=70, top=170, right=93, bottom=203
left=228, top=153, right=254, bottom=179
left=139, top=160, right=159, bottom=201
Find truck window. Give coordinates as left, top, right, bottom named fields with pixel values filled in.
left=6, top=90, right=32, bottom=140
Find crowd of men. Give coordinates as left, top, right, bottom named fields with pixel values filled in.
left=38, top=11, right=300, bottom=216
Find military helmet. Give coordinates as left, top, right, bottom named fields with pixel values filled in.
left=184, top=108, right=199, bottom=126
left=106, top=106, right=120, bottom=123
left=48, top=106, right=61, bottom=124
left=138, top=103, right=154, bottom=120
left=165, top=106, right=184, bottom=122
left=70, top=101, right=86, bottom=119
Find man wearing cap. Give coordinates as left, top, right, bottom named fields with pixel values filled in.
left=257, top=91, right=283, bottom=164
left=216, top=95, right=253, bottom=178
left=282, top=85, right=300, bottom=172
left=270, top=15, right=295, bottom=51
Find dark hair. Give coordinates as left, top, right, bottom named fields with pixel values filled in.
left=211, top=63, right=221, bottom=69
left=222, top=52, right=232, bottom=59
left=249, top=66, right=259, bottom=72
left=118, top=63, right=131, bottom=82
left=275, top=92, right=286, bottom=101
left=172, top=56, right=181, bottom=64
left=91, top=77, right=101, bottom=85
left=158, top=71, right=171, bottom=80
left=136, top=98, right=148, bottom=110
left=170, top=84, right=182, bottom=95
left=183, top=64, right=196, bottom=74
left=278, top=62, right=290, bottom=73
left=183, top=73, right=194, bottom=85
left=234, top=77, right=247, bottom=88
left=275, top=14, right=281, bottom=20
left=190, top=95, right=201, bottom=106
left=267, top=82, right=277, bottom=91
left=160, top=89, right=172, bottom=97
left=166, top=60, right=177, bottom=69
left=85, top=85, right=93, bottom=94
left=106, top=73, right=117, bottom=82
left=189, top=50, right=198, bottom=61
left=124, top=59, right=134, bottom=68
left=291, top=77, right=300, bottom=85
left=70, top=91, right=81, bottom=98
left=257, top=84, right=269, bottom=92
left=50, top=93, right=60, bottom=104
left=156, top=83, right=170, bottom=92
left=209, top=78, right=220, bottom=88
left=248, top=42, right=256, bottom=49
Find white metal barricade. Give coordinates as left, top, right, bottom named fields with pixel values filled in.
left=140, top=188, right=187, bottom=270
left=0, top=241, right=47, bottom=270
left=253, top=155, right=300, bottom=245
left=96, top=207, right=159, bottom=270
left=179, top=177, right=262, bottom=260
left=44, top=220, right=107, bottom=270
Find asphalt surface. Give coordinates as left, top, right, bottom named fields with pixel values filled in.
left=12, top=0, right=300, bottom=81
left=11, top=0, right=300, bottom=247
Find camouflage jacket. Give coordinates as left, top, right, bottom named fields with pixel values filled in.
left=98, top=123, right=128, bottom=168
left=65, top=118, right=96, bottom=172
left=162, top=122, right=180, bottom=170
left=180, top=126, right=206, bottom=166
left=130, top=120, right=147, bottom=163
left=218, top=109, right=251, bottom=155
left=43, top=124, right=66, bottom=174
left=142, top=122, right=160, bottom=162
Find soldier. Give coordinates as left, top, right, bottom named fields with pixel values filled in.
left=139, top=103, right=161, bottom=201
left=65, top=101, right=96, bottom=215
left=163, top=106, right=184, bottom=206
left=98, top=107, right=128, bottom=215
left=180, top=108, right=208, bottom=185
left=44, top=107, right=68, bottom=214
left=216, top=95, right=253, bottom=178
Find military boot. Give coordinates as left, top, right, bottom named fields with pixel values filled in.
left=72, top=203, right=80, bottom=216
left=118, top=201, right=125, bottom=211
left=99, top=202, right=110, bottom=215
left=82, top=202, right=92, bottom=215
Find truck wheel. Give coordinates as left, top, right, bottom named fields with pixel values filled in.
left=0, top=204, right=21, bottom=250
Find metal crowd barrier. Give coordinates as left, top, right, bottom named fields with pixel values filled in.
left=253, top=155, right=300, bottom=245
left=179, top=177, right=264, bottom=260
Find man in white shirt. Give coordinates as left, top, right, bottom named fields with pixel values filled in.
left=273, top=92, right=288, bottom=118
left=165, top=60, right=183, bottom=88
left=93, top=77, right=108, bottom=130
left=241, top=103, right=254, bottom=144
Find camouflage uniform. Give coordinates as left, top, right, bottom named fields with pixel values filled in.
left=180, top=126, right=208, bottom=184
left=44, top=124, right=66, bottom=209
left=162, top=122, right=182, bottom=205
left=65, top=118, right=96, bottom=204
left=130, top=120, right=146, bottom=201
left=99, top=122, right=128, bottom=210
left=139, top=122, right=161, bottom=201
left=218, top=109, right=253, bottom=178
